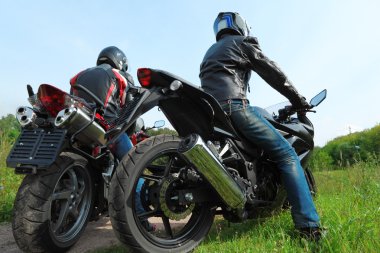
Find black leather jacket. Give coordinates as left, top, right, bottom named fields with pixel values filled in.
left=70, top=64, right=134, bottom=122
left=200, top=35, right=306, bottom=107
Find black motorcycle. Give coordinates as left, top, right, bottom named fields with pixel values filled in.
left=6, top=83, right=143, bottom=252
left=106, top=68, right=327, bottom=252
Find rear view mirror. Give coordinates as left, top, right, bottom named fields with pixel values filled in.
left=310, top=89, right=327, bottom=107
left=154, top=120, right=165, bottom=129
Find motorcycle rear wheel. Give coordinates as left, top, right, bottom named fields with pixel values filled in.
left=109, top=134, right=215, bottom=253
left=12, top=152, right=94, bottom=253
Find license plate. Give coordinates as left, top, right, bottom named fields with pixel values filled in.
left=7, top=128, right=67, bottom=168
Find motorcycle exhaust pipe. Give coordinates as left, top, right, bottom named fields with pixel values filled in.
left=55, top=107, right=106, bottom=146
left=16, top=106, right=36, bottom=127
left=178, top=134, right=246, bottom=210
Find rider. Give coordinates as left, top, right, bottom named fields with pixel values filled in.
left=70, top=46, right=153, bottom=230
left=70, top=46, right=134, bottom=159
left=200, top=12, right=323, bottom=240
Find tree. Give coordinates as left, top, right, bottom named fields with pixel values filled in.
left=312, top=123, right=380, bottom=169
left=146, top=127, right=177, bottom=136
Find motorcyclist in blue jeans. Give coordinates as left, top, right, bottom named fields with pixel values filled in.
left=200, top=12, right=324, bottom=240
left=70, top=46, right=152, bottom=230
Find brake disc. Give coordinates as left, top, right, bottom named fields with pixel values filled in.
left=159, top=175, right=195, bottom=221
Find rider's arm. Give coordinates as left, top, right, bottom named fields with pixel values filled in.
left=112, top=69, right=130, bottom=107
left=241, top=37, right=307, bottom=108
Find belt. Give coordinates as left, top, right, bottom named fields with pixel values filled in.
left=219, top=99, right=249, bottom=115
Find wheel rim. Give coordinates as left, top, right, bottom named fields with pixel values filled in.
left=49, top=163, right=92, bottom=243
left=133, top=148, right=211, bottom=248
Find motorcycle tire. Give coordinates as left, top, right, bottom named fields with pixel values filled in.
left=12, top=152, right=94, bottom=253
left=109, top=134, right=215, bottom=253
left=305, top=167, right=317, bottom=197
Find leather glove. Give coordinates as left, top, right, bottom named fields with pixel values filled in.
left=292, top=96, right=311, bottom=110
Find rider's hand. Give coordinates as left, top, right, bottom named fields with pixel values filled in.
left=292, top=96, right=311, bottom=111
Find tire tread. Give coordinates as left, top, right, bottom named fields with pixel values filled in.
left=109, top=134, right=214, bottom=253
left=12, top=153, right=92, bottom=253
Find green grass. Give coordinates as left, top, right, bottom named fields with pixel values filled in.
left=0, top=133, right=23, bottom=222
left=94, top=162, right=380, bottom=253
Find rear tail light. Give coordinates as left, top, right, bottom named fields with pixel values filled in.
left=137, top=68, right=152, bottom=87
left=37, top=84, right=70, bottom=117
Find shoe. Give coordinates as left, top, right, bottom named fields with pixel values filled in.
left=297, top=227, right=327, bottom=242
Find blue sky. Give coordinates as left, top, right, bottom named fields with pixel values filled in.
left=1, top=1, right=379, bottom=146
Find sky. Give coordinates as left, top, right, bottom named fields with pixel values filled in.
left=0, top=1, right=379, bottom=147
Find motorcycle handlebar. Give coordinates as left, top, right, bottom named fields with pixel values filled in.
left=277, top=105, right=315, bottom=122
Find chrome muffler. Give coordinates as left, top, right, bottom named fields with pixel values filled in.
left=55, top=107, right=106, bottom=146
left=178, top=134, right=246, bottom=210
left=16, top=106, right=36, bottom=127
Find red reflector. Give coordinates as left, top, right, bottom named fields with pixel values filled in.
left=37, top=84, right=68, bottom=117
left=137, top=68, right=152, bottom=87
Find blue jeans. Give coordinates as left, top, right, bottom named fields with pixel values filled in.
left=112, top=133, right=133, bottom=161
left=112, top=134, right=145, bottom=215
left=223, top=101, right=320, bottom=228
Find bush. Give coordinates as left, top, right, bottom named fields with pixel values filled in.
left=0, top=114, right=20, bottom=141
left=309, top=124, right=380, bottom=171
left=308, top=147, right=333, bottom=171
left=0, top=131, right=24, bottom=222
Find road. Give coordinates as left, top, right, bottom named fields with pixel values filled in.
left=0, top=217, right=119, bottom=253
left=0, top=216, right=189, bottom=253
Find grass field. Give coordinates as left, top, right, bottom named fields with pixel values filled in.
left=1, top=134, right=379, bottom=252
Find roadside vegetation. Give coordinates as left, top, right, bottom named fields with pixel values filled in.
left=1, top=115, right=379, bottom=252
left=0, top=115, right=23, bottom=222
left=308, top=124, right=380, bottom=170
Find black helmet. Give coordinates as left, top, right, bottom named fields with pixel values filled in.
left=96, top=46, right=128, bottom=72
left=214, top=12, right=250, bottom=41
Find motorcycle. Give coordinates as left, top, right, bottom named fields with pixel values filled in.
left=106, top=68, right=327, bottom=253
left=6, top=83, right=147, bottom=252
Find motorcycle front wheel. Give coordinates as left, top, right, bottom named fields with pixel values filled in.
left=305, top=167, right=317, bottom=197
left=109, top=134, right=215, bottom=253
left=12, top=152, right=94, bottom=253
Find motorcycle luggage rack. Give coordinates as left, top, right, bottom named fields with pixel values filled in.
left=7, top=128, right=67, bottom=169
